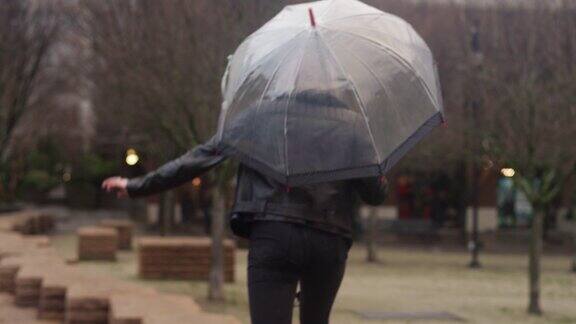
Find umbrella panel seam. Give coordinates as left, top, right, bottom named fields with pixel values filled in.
left=316, top=30, right=383, bottom=170
left=250, top=35, right=307, bottom=175
left=222, top=30, right=309, bottom=143
left=322, top=26, right=442, bottom=112
left=224, top=29, right=309, bottom=114
left=283, top=33, right=312, bottom=178
left=326, top=35, right=410, bottom=146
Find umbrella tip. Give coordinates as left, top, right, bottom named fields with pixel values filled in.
left=308, top=8, right=316, bottom=28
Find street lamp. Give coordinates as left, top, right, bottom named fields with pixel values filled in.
left=501, top=168, right=515, bottom=178
left=125, top=148, right=139, bottom=166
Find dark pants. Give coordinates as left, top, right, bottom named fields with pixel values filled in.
left=248, top=221, right=351, bottom=324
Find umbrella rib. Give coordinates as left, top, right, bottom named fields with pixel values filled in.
left=222, top=30, right=309, bottom=142
left=250, top=33, right=309, bottom=165
left=240, top=26, right=301, bottom=49
left=323, top=27, right=441, bottom=111
left=283, top=35, right=310, bottom=179
left=316, top=32, right=383, bottom=167
left=227, top=29, right=309, bottom=104
left=331, top=40, right=409, bottom=138
left=327, top=23, right=432, bottom=53
left=318, top=0, right=337, bottom=22
left=323, top=12, right=380, bottom=24
left=253, top=38, right=304, bottom=115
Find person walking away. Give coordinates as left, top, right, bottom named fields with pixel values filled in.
left=102, top=136, right=387, bottom=324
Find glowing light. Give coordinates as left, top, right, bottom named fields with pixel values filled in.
left=192, top=178, right=202, bottom=187
left=63, top=172, right=71, bottom=182
left=501, top=168, right=515, bottom=178
left=126, top=148, right=139, bottom=166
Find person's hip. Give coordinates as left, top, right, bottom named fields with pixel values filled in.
left=248, top=220, right=351, bottom=277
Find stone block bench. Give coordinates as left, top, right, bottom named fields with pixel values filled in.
left=15, top=265, right=45, bottom=307
left=0, top=210, right=56, bottom=235
left=138, top=237, right=235, bottom=282
left=0, top=215, right=242, bottom=324
left=38, top=265, right=92, bottom=321
left=65, top=276, right=158, bottom=324
left=77, top=226, right=118, bottom=261
left=99, top=219, right=134, bottom=250
left=0, top=247, right=62, bottom=295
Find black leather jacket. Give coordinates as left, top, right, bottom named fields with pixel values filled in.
left=127, top=137, right=387, bottom=238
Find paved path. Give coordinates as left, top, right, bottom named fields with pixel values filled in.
left=0, top=295, right=57, bottom=324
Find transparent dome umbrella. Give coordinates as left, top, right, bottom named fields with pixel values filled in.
left=216, top=0, right=445, bottom=186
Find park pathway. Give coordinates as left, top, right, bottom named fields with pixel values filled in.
left=0, top=294, right=56, bottom=324
left=0, top=209, right=241, bottom=324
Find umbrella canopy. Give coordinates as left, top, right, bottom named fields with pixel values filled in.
left=216, top=0, right=444, bottom=186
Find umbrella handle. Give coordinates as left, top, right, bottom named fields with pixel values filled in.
left=308, top=8, right=316, bottom=28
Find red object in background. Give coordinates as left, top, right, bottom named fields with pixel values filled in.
left=396, top=176, right=414, bottom=219
left=422, top=186, right=434, bottom=219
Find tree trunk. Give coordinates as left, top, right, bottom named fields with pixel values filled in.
left=572, top=223, right=576, bottom=273
left=469, top=177, right=481, bottom=268
left=366, top=207, right=378, bottom=263
left=469, top=103, right=481, bottom=269
left=208, top=186, right=226, bottom=301
left=528, top=208, right=544, bottom=315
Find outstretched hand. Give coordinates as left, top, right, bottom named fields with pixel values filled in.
left=101, top=176, right=129, bottom=198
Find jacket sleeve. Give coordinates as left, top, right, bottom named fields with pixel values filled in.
left=352, top=176, right=388, bottom=206
left=126, top=136, right=227, bottom=198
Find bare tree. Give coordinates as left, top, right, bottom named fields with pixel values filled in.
left=374, top=1, right=576, bottom=312
left=77, top=0, right=276, bottom=301
left=478, top=5, right=576, bottom=314
left=0, top=0, right=61, bottom=199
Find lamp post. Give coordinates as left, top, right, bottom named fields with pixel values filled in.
left=124, top=148, right=145, bottom=222
left=468, top=23, right=483, bottom=269
left=125, top=148, right=139, bottom=166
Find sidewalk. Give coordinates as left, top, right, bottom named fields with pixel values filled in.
left=0, top=294, right=57, bottom=324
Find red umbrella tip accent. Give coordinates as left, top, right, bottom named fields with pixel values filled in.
left=441, top=121, right=448, bottom=128
left=308, top=8, right=316, bottom=27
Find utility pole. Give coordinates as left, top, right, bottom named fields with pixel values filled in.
left=468, top=100, right=481, bottom=268
left=468, top=23, right=483, bottom=269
